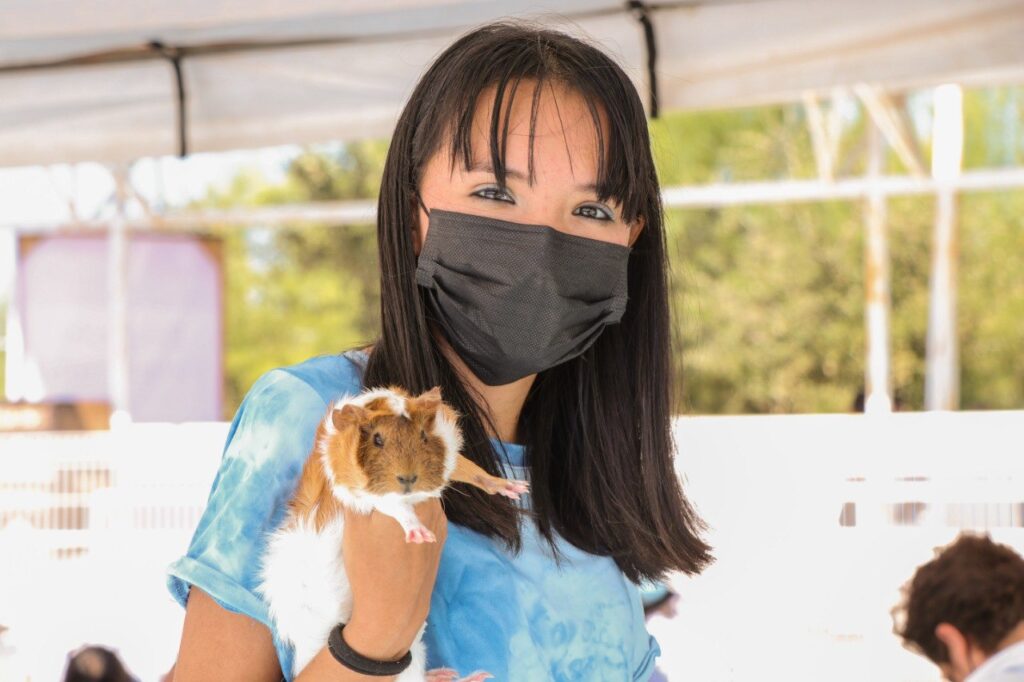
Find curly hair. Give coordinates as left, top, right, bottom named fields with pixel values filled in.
left=893, top=532, right=1024, bottom=663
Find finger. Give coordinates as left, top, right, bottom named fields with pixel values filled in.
left=414, top=498, right=441, bottom=527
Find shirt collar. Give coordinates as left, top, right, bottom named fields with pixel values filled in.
left=965, top=640, right=1024, bottom=682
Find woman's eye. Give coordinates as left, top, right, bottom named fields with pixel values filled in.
left=574, top=204, right=614, bottom=221
left=475, top=187, right=610, bottom=222
left=473, top=186, right=514, bottom=203
left=474, top=187, right=613, bottom=222
left=373, top=433, right=384, bottom=447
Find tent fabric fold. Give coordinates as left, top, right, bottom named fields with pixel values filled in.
left=0, top=0, right=1022, bottom=168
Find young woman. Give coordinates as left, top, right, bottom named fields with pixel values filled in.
left=166, top=19, right=711, bottom=682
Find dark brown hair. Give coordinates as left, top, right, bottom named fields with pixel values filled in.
left=894, top=532, right=1024, bottom=663
left=63, top=645, right=136, bottom=682
left=360, top=18, right=712, bottom=583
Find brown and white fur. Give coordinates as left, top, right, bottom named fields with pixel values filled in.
left=256, top=385, right=528, bottom=680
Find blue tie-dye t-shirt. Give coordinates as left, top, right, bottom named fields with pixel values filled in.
left=166, top=348, right=661, bottom=681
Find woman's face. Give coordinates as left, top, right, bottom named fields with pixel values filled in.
left=412, top=79, right=645, bottom=254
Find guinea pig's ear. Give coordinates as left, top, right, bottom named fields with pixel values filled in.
left=331, top=403, right=368, bottom=432
left=415, top=386, right=443, bottom=411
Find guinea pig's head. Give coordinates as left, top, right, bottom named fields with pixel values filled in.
left=329, top=385, right=461, bottom=496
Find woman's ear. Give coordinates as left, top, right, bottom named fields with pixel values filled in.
left=627, top=214, right=646, bottom=247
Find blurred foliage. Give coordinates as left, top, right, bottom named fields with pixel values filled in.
left=196, top=141, right=388, bottom=415
left=962, top=86, right=1024, bottom=168
left=207, top=86, right=1023, bottom=417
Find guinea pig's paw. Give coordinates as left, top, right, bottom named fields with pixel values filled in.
left=424, top=668, right=460, bottom=681
left=457, top=671, right=494, bottom=682
left=405, top=526, right=436, bottom=543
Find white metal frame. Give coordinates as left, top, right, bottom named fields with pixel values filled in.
left=4, top=82, right=1024, bottom=416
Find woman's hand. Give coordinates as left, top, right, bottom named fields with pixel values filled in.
left=341, top=498, right=448, bottom=660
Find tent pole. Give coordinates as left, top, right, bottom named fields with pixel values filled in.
left=854, top=84, right=927, bottom=178
left=802, top=91, right=836, bottom=182
left=864, top=118, right=893, bottom=414
left=925, top=84, right=963, bottom=411
left=107, top=162, right=132, bottom=427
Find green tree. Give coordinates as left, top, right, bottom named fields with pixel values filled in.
left=650, top=85, right=1023, bottom=413
left=197, top=141, right=387, bottom=415
left=206, top=86, right=1022, bottom=416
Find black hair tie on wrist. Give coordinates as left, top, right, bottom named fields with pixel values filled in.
left=327, top=622, right=413, bottom=676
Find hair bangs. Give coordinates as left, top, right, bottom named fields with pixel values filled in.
left=434, top=64, right=641, bottom=225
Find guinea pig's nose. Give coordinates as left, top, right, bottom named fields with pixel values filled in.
left=396, top=474, right=418, bottom=487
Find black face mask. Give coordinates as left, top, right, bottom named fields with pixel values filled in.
left=413, top=195, right=631, bottom=386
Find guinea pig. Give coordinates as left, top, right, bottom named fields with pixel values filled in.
left=257, top=384, right=526, bottom=681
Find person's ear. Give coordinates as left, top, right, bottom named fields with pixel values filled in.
left=935, top=623, right=973, bottom=682
left=627, top=214, right=645, bottom=247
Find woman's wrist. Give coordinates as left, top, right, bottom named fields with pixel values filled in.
left=342, top=615, right=412, bottom=661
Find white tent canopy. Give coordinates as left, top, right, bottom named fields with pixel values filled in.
left=2, top=0, right=1023, bottom=168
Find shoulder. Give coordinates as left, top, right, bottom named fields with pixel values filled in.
left=165, top=353, right=363, bottom=594
left=265, top=348, right=367, bottom=405
left=166, top=347, right=371, bottom=675
left=224, top=348, right=367, bottom=471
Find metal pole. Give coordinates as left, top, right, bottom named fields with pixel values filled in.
left=864, top=119, right=893, bottom=414
left=107, top=163, right=132, bottom=427
left=925, top=84, right=963, bottom=411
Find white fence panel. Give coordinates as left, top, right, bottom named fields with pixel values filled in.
left=0, top=412, right=1022, bottom=681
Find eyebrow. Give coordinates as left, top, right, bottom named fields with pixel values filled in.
left=467, top=160, right=599, bottom=193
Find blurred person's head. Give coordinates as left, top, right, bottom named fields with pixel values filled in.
left=893, top=533, right=1024, bottom=682
left=62, top=644, right=136, bottom=682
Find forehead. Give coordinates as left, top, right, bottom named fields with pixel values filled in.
left=455, top=78, right=609, bottom=186
left=365, top=413, right=412, bottom=433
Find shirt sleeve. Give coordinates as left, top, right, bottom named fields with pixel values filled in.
left=626, top=579, right=663, bottom=681
left=165, top=368, right=328, bottom=640
left=633, top=631, right=662, bottom=681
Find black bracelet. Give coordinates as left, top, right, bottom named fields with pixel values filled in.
left=327, top=622, right=412, bottom=676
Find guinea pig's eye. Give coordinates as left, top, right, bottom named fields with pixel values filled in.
left=373, top=432, right=384, bottom=447
left=420, top=429, right=428, bottom=443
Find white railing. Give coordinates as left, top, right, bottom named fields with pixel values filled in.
left=0, top=412, right=1022, bottom=681
left=0, top=424, right=226, bottom=559
left=0, top=423, right=228, bottom=682
left=662, top=409, right=1024, bottom=682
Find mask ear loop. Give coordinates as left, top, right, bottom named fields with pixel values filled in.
left=412, top=191, right=431, bottom=262
left=414, top=191, right=430, bottom=216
